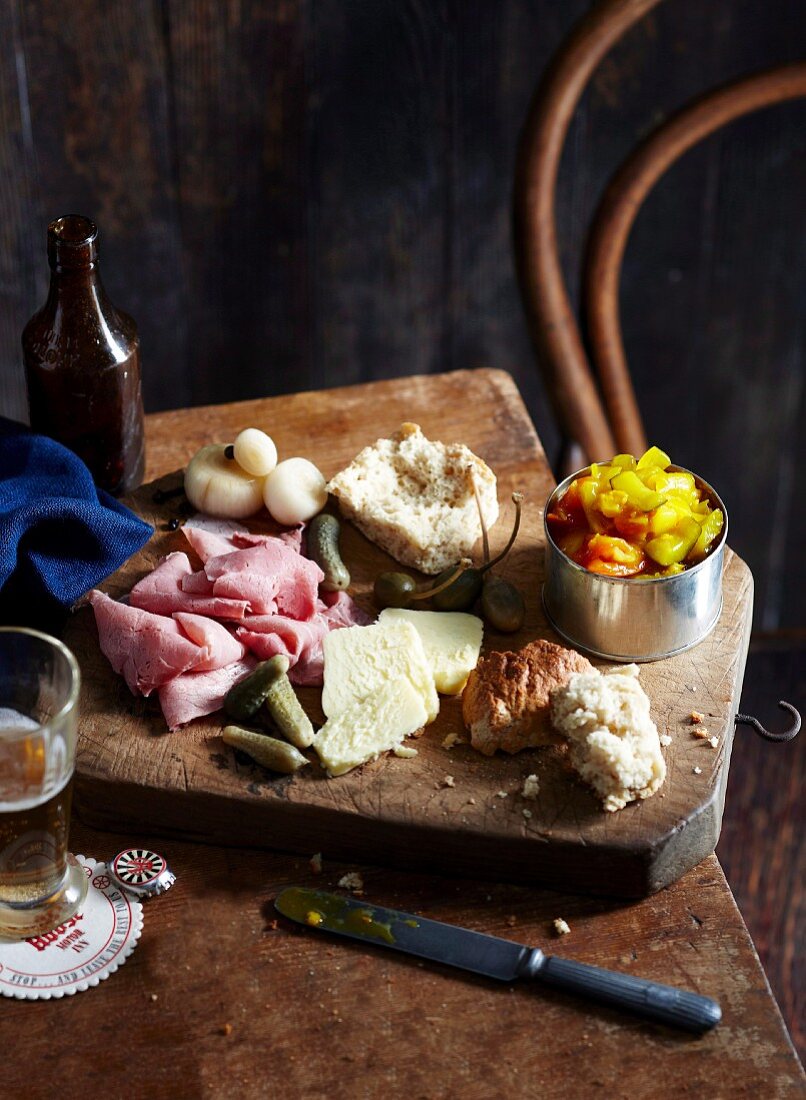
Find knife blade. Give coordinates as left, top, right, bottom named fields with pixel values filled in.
left=275, top=887, right=721, bottom=1034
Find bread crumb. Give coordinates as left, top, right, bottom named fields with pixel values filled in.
left=150, top=993, right=158, bottom=1002
left=506, top=915, right=517, bottom=927
left=442, top=732, right=464, bottom=750
left=709, top=736, right=719, bottom=748
left=440, top=775, right=455, bottom=788
left=393, top=745, right=418, bottom=758
left=690, top=711, right=705, bottom=724
left=222, top=1023, right=233, bottom=1037
left=467, top=797, right=476, bottom=805
left=267, top=919, right=278, bottom=931
left=337, top=872, right=364, bottom=893
left=553, top=918, right=571, bottom=936
left=692, top=766, right=702, bottom=775
left=521, top=774, right=540, bottom=800
left=522, top=808, right=533, bottom=819
left=495, top=790, right=508, bottom=799
left=659, top=733, right=672, bottom=747
left=310, top=852, right=323, bottom=874
left=692, top=726, right=711, bottom=739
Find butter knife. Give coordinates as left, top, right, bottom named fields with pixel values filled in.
left=275, top=886, right=721, bottom=1034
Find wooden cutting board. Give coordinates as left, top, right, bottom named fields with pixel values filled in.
left=66, top=369, right=753, bottom=898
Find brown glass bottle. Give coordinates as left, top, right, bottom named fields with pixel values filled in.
left=22, top=215, right=145, bottom=496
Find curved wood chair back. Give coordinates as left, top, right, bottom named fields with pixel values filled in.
left=515, top=0, right=806, bottom=464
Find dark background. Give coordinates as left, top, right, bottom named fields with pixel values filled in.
left=0, top=0, right=803, bottom=629
left=0, top=0, right=802, bottom=1048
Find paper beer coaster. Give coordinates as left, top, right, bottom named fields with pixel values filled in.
left=0, top=856, right=143, bottom=1000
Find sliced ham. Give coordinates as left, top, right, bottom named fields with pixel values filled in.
left=210, top=572, right=278, bottom=616
left=205, top=542, right=324, bottom=620
left=173, top=612, right=246, bottom=671
left=232, top=529, right=303, bottom=554
left=158, top=657, right=257, bottom=730
left=236, top=615, right=328, bottom=686
left=182, top=525, right=240, bottom=564
left=318, top=590, right=374, bottom=629
left=180, top=571, right=216, bottom=595
left=130, top=552, right=249, bottom=621
left=236, top=613, right=329, bottom=661
left=88, top=591, right=204, bottom=696
left=236, top=596, right=368, bottom=687
left=183, top=521, right=303, bottom=565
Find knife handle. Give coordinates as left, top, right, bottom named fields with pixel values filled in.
left=533, top=953, right=721, bottom=1033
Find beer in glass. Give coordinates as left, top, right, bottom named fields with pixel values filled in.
left=0, top=628, right=88, bottom=939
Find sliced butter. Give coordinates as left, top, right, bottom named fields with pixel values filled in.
left=322, top=620, right=439, bottom=723
left=314, top=678, right=428, bottom=776
left=378, top=608, right=483, bottom=695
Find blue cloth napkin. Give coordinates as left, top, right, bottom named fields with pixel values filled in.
left=0, top=417, right=153, bottom=616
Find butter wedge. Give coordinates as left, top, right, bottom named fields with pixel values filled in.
left=322, top=620, right=439, bottom=723
left=378, top=609, right=483, bottom=695
left=314, top=678, right=428, bottom=776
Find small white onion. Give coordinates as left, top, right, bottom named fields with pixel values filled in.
left=263, top=457, right=327, bottom=525
left=184, top=444, right=265, bottom=519
left=233, top=428, right=278, bottom=477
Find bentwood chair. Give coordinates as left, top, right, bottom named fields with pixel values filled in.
left=514, top=0, right=806, bottom=463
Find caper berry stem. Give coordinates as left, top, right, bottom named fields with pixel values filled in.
left=408, top=558, right=473, bottom=602
left=473, top=477, right=490, bottom=566
left=482, top=492, right=523, bottom=573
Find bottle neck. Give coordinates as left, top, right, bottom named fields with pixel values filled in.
left=47, top=214, right=99, bottom=275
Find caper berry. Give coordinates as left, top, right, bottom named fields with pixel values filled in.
left=431, top=567, right=483, bottom=611
left=481, top=574, right=525, bottom=633
left=374, top=572, right=417, bottom=609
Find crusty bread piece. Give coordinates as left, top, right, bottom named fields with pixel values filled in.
left=550, top=665, right=666, bottom=812
left=462, top=639, right=593, bottom=756
left=327, top=422, right=498, bottom=575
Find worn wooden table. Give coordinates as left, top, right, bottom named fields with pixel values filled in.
left=2, top=372, right=803, bottom=1098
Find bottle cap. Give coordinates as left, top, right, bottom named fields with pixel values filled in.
left=108, top=848, right=176, bottom=899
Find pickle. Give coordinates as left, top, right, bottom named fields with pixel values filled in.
left=224, top=656, right=290, bottom=721
left=546, top=446, right=722, bottom=578
left=610, top=471, right=665, bottom=512
left=308, top=513, right=350, bottom=592
left=265, top=676, right=315, bottom=749
left=636, top=446, right=671, bottom=470
left=223, top=725, right=309, bottom=774
left=645, top=518, right=701, bottom=566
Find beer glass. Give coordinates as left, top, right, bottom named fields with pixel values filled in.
left=0, top=628, right=88, bottom=939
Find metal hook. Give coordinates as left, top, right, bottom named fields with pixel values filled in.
left=735, top=701, right=801, bottom=743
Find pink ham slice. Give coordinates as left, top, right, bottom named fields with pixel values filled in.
left=204, top=542, right=324, bottom=620
left=88, top=591, right=204, bottom=696
left=236, top=614, right=329, bottom=686
left=158, top=657, right=257, bottom=730
left=182, top=523, right=303, bottom=565
left=130, top=552, right=249, bottom=621
left=182, top=525, right=240, bottom=565
left=318, top=590, right=373, bottom=629
left=173, top=612, right=246, bottom=671
left=236, top=592, right=370, bottom=686
left=232, top=529, right=303, bottom=554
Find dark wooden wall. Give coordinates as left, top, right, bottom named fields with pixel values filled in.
left=0, top=0, right=803, bottom=628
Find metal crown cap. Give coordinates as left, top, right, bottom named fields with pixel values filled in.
left=108, top=848, right=176, bottom=899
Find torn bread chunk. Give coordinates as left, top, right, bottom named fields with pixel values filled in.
left=322, top=620, right=439, bottom=724
left=314, top=678, right=428, bottom=776
left=327, top=422, right=498, bottom=575
left=462, top=639, right=594, bottom=755
left=550, top=664, right=666, bottom=812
